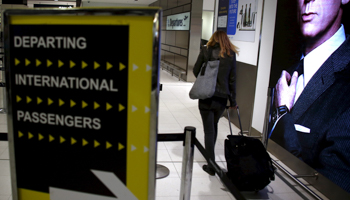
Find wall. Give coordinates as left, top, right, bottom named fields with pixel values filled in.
left=151, top=0, right=203, bottom=82
left=202, top=11, right=213, bottom=41
left=251, top=0, right=277, bottom=134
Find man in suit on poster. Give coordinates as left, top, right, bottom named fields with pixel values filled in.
left=270, top=0, right=350, bottom=193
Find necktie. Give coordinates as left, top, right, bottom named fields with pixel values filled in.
left=295, top=59, right=304, bottom=77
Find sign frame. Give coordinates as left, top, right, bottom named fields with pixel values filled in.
left=4, top=7, right=161, bottom=200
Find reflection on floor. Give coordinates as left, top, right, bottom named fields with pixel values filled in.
left=0, top=69, right=327, bottom=200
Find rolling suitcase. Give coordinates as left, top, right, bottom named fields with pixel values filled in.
left=224, top=106, right=275, bottom=191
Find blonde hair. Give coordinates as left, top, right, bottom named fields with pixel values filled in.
left=207, top=30, right=239, bottom=57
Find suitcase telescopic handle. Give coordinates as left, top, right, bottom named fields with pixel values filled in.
left=226, top=106, right=244, bottom=136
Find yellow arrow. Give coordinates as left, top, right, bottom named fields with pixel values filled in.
left=119, top=62, right=126, bottom=71
left=82, top=61, right=88, bottom=69
left=60, top=136, right=66, bottom=143
left=26, top=96, right=32, bottom=103
left=106, top=141, right=112, bottom=149
left=37, top=97, right=42, bottom=104
left=36, top=59, right=41, bottom=67
left=94, top=102, right=100, bottom=109
left=15, top=58, right=20, bottom=66
left=38, top=133, right=44, bottom=141
left=47, top=59, right=52, bottom=67
left=59, top=99, right=65, bottom=106
left=71, top=137, right=77, bottom=145
left=94, top=140, right=100, bottom=148
left=82, top=138, right=88, bottom=146
left=58, top=60, right=64, bottom=68
left=28, top=132, right=33, bottom=139
left=118, top=143, right=125, bottom=150
left=119, top=104, right=125, bottom=112
left=82, top=101, right=88, bottom=109
left=16, top=95, right=22, bottom=102
left=48, top=98, right=53, bottom=105
left=94, top=61, right=100, bottom=69
left=107, top=62, right=113, bottom=70
left=106, top=103, right=112, bottom=111
left=18, top=131, right=24, bottom=138
left=25, top=58, right=31, bottom=66
left=70, top=60, right=75, bottom=68
left=49, top=134, right=55, bottom=142
left=70, top=100, right=76, bottom=107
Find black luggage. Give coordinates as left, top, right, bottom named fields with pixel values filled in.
left=224, top=107, right=275, bottom=191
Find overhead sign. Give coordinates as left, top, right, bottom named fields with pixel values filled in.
left=166, top=12, right=190, bottom=30
left=4, top=8, right=160, bottom=200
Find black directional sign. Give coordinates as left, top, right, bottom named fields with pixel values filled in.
left=4, top=9, right=160, bottom=200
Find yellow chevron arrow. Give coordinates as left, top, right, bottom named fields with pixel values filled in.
left=70, top=100, right=76, bottom=107
left=118, top=143, right=125, bottom=150
left=71, top=137, right=77, bottom=145
left=107, top=103, right=112, bottom=111
left=107, top=62, right=113, bottom=70
left=59, top=99, right=65, bottom=106
left=47, top=59, right=52, bottom=67
left=119, top=62, right=126, bottom=71
left=82, top=101, right=88, bottom=109
left=119, top=104, right=125, bottom=111
left=18, top=131, right=24, bottom=138
left=82, top=61, right=88, bottom=69
left=48, top=98, right=53, bottom=105
left=36, top=59, right=41, bottom=67
left=82, top=138, right=88, bottom=146
left=70, top=60, right=75, bottom=68
left=94, top=61, right=100, bottom=69
left=94, top=140, right=100, bottom=148
left=15, top=58, right=20, bottom=66
left=94, top=102, right=100, bottom=109
left=60, top=136, right=66, bottom=143
left=38, top=133, right=44, bottom=141
left=25, top=58, right=31, bottom=66
left=49, top=134, right=55, bottom=142
left=106, top=141, right=112, bottom=149
left=58, top=60, right=64, bottom=68
left=26, top=96, right=32, bottom=103
left=16, top=95, right=22, bottom=103
left=28, top=132, right=33, bottom=139
left=37, top=97, right=42, bottom=104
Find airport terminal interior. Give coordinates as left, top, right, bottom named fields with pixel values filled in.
left=0, top=70, right=328, bottom=199
left=0, top=0, right=349, bottom=199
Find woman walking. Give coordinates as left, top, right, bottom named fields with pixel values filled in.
left=193, top=30, right=239, bottom=175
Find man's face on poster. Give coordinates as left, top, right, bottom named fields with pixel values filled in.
left=297, top=0, right=343, bottom=39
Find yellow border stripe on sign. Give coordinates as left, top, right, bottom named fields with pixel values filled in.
left=127, top=16, right=153, bottom=200
left=10, top=14, right=155, bottom=200
left=18, top=188, right=49, bottom=200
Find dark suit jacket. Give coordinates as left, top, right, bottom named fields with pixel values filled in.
left=271, top=35, right=350, bottom=193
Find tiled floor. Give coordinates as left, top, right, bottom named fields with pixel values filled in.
left=0, top=69, right=327, bottom=200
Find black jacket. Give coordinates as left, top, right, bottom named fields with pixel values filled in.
left=193, top=43, right=237, bottom=106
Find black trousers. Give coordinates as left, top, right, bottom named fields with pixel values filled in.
left=199, top=96, right=227, bottom=169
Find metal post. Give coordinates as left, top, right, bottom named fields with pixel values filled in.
left=179, top=126, right=196, bottom=200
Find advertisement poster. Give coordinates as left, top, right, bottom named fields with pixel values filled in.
left=268, top=0, right=350, bottom=194
left=217, top=0, right=258, bottom=42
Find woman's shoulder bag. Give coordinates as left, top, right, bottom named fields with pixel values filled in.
left=189, top=47, right=220, bottom=100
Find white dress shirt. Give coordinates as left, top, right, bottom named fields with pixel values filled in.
left=294, top=25, right=346, bottom=105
